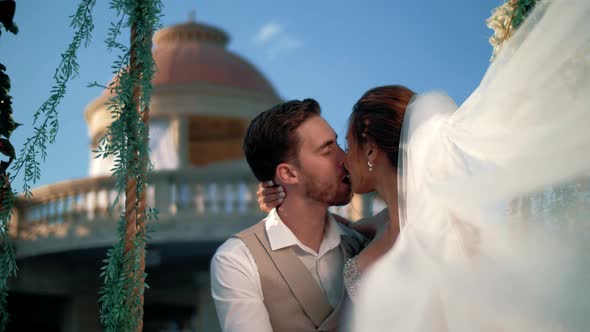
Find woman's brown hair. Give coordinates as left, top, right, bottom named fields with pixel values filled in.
left=349, top=85, right=415, bottom=168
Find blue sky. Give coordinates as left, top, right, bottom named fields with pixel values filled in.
left=0, top=0, right=499, bottom=191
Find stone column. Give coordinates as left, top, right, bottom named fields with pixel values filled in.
left=172, top=115, right=190, bottom=168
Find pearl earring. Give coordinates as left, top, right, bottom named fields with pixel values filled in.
left=368, top=161, right=374, bottom=172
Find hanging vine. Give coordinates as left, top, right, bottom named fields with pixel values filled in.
left=11, top=0, right=97, bottom=196
left=0, top=0, right=97, bottom=329
left=1, top=0, right=162, bottom=330
left=0, top=3, right=19, bottom=327
left=95, top=0, right=162, bottom=331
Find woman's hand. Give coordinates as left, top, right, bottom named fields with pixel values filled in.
left=256, top=181, right=285, bottom=213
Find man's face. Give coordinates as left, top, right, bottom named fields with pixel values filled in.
left=293, top=116, right=352, bottom=206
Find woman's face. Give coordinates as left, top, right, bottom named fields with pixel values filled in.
left=344, top=126, right=376, bottom=195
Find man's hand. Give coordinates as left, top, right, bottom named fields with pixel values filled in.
left=257, top=181, right=285, bottom=213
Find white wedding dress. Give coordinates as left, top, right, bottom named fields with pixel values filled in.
left=352, top=0, right=590, bottom=331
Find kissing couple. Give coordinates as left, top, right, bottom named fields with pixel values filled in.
left=212, top=0, right=590, bottom=330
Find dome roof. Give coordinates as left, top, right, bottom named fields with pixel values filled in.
left=104, top=20, right=279, bottom=97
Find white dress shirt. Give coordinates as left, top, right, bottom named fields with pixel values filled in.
left=210, top=209, right=361, bottom=332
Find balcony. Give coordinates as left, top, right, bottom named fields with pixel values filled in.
left=12, top=162, right=267, bottom=258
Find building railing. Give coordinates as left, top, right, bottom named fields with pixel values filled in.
left=13, top=162, right=259, bottom=240
left=24, top=171, right=257, bottom=224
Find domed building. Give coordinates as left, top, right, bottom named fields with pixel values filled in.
left=87, top=18, right=281, bottom=174
left=7, top=17, right=370, bottom=332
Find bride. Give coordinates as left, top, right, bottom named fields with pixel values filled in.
left=345, top=0, right=590, bottom=330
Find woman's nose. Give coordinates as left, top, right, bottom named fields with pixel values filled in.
left=336, top=146, right=347, bottom=165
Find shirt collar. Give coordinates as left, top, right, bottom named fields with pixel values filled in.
left=265, top=208, right=346, bottom=257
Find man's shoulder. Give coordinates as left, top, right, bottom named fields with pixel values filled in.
left=211, top=237, right=259, bottom=280
left=212, top=216, right=268, bottom=264
left=215, top=237, right=247, bottom=256
left=234, top=218, right=266, bottom=239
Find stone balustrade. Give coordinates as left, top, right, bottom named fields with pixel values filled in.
left=12, top=162, right=266, bottom=258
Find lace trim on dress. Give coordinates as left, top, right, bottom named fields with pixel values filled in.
left=343, top=257, right=361, bottom=300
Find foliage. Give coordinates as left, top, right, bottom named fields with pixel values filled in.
left=0, top=0, right=161, bottom=329
left=95, top=0, right=162, bottom=330
left=0, top=1, right=21, bottom=329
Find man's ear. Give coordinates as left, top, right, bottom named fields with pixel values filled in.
left=276, top=163, right=299, bottom=185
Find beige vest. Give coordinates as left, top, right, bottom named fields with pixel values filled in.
left=234, top=220, right=354, bottom=332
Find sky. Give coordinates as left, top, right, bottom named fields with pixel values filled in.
left=0, top=0, right=500, bottom=191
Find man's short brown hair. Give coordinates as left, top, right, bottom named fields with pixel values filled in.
left=243, top=99, right=321, bottom=181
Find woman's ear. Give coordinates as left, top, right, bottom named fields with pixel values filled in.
left=276, top=163, right=299, bottom=185
left=364, top=141, right=377, bottom=164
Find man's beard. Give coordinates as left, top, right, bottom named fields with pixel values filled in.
left=301, top=172, right=352, bottom=206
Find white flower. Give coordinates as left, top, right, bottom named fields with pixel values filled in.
left=487, top=0, right=518, bottom=61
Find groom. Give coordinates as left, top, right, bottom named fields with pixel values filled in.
left=210, top=99, right=365, bottom=332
